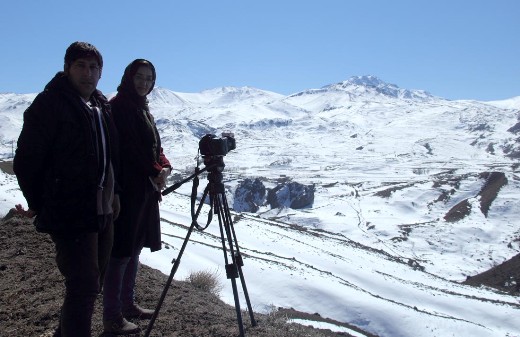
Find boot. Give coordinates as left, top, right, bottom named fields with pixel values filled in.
left=103, top=315, right=140, bottom=335
left=122, top=303, right=154, bottom=319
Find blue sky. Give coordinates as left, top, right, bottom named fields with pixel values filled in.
left=1, top=0, right=519, bottom=101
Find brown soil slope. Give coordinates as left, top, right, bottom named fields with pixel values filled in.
left=0, top=214, right=369, bottom=337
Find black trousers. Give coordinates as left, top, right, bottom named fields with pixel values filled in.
left=50, top=215, right=113, bottom=337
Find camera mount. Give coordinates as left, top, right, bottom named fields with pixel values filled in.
left=144, top=150, right=257, bottom=337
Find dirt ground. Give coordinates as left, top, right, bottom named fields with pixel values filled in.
left=0, top=213, right=373, bottom=337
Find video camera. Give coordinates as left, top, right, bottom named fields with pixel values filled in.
left=199, top=133, right=236, bottom=157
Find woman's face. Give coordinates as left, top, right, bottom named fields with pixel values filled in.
left=133, top=65, right=154, bottom=96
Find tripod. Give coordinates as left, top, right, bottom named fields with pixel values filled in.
left=144, top=156, right=257, bottom=337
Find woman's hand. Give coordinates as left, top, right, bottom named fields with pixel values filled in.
left=153, top=167, right=171, bottom=190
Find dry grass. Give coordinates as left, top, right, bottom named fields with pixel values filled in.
left=185, top=269, right=224, bottom=296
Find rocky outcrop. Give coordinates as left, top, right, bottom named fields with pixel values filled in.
left=444, top=171, right=507, bottom=222
left=266, top=181, right=315, bottom=210
left=233, top=179, right=315, bottom=212
left=233, top=178, right=266, bottom=212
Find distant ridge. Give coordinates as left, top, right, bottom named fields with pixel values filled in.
left=289, top=75, right=436, bottom=101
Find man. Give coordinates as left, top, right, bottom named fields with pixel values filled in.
left=13, top=42, right=137, bottom=336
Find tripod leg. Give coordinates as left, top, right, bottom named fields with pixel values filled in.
left=221, top=194, right=257, bottom=326
left=215, top=191, right=260, bottom=336
left=214, top=193, right=246, bottom=337
left=229, top=274, right=246, bottom=337
left=144, top=221, right=196, bottom=337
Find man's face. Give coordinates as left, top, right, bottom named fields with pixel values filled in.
left=66, top=56, right=101, bottom=100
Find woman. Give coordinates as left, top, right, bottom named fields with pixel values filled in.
left=102, top=59, right=171, bottom=334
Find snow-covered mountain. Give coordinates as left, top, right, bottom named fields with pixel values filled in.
left=1, top=76, right=519, bottom=337
left=289, top=75, right=436, bottom=103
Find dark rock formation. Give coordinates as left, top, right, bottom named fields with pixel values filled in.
left=267, top=182, right=315, bottom=209
left=233, top=178, right=266, bottom=212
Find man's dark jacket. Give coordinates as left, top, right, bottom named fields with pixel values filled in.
left=13, top=72, right=118, bottom=234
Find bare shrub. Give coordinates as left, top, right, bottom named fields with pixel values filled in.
left=185, top=269, right=223, bottom=296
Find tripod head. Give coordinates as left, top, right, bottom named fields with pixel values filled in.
left=202, top=155, right=225, bottom=172
left=161, top=155, right=225, bottom=196
left=162, top=133, right=233, bottom=196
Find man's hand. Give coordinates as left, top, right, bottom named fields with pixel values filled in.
left=13, top=204, right=36, bottom=218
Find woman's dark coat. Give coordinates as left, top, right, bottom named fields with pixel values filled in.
left=110, top=60, right=170, bottom=257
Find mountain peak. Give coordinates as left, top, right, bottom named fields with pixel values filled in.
left=200, top=86, right=284, bottom=106
left=324, top=75, right=436, bottom=101
left=147, top=87, right=188, bottom=107
left=342, top=75, right=385, bottom=87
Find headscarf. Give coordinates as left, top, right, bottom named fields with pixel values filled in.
left=117, top=59, right=156, bottom=106
left=116, top=59, right=159, bottom=160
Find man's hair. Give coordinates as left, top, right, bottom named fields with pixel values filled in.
left=64, top=41, right=103, bottom=70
